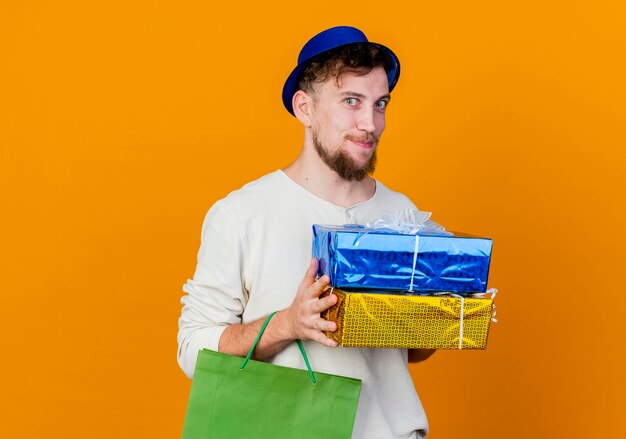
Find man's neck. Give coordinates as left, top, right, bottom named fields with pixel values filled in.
left=282, top=148, right=376, bottom=208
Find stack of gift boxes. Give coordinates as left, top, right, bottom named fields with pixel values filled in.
left=312, top=222, right=496, bottom=350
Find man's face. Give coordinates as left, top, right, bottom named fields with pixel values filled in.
left=309, top=66, right=390, bottom=181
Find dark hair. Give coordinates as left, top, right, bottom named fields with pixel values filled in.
left=297, top=42, right=393, bottom=93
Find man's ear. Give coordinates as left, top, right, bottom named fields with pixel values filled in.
left=293, top=90, right=314, bottom=127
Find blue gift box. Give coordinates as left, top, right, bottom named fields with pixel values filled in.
left=312, top=224, right=493, bottom=294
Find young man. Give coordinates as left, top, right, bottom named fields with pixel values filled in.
left=178, top=26, right=432, bottom=438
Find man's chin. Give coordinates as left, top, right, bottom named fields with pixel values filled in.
left=338, top=157, right=377, bottom=182
left=314, top=134, right=377, bottom=181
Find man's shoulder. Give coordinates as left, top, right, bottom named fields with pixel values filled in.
left=201, top=170, right=288, bottom=228
left=210, top=170, right=289, bottom=212
left=226, top=170, right=284, bottom=199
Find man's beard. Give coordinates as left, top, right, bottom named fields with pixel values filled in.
left=313, top=133, right=378, bottom=182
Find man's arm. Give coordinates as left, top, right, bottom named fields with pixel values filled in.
left=218, top=259, right=339, bottom=360
left=177, top=200, right=341, bottom=377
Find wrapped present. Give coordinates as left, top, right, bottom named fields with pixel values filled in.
left=312, top=222, right=493, bottom=293
left=323, top=288, right=494, bottom=349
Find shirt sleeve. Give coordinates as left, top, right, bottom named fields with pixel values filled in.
left=177, top=200, right=247, bottom=378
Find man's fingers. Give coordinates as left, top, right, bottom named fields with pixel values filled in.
left=315, top=317, right=337, bottom=332
left=322, top=338, right=339, bottom=348
left=309, top=275, right=330, bottom=296
left=308, top=329, right=339, bottom=348
left=292, top=259, right=339, bottom=347
left=313, top=292, right=336, bottom=313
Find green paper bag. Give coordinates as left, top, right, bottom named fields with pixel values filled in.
left=182, top=312, right=362, bottom=439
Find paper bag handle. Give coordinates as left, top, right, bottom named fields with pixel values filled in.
left=239, top=311, right=317, bottom=384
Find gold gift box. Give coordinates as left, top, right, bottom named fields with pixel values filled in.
left=323, top=289, right=493, bottom=349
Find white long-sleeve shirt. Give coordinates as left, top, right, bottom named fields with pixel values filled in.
left=178, top=170, right=428, bottom=438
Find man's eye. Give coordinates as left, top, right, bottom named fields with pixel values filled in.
left=376, top=100, right=388, bottom=109
left=345, top=98, right=357, bottom=105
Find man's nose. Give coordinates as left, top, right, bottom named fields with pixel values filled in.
left=356, top=107, right=376, bottom=133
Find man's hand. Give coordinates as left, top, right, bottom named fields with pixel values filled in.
left=219, top=258, right=339, bottom=359
left=281, top=258, right=339, bottom=347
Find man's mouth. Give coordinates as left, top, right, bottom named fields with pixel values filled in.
left=348, top=137, right=377, bottom=148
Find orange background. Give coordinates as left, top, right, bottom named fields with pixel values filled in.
left=1, top=1, right=625, bottom=438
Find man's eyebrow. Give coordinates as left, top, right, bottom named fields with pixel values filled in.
left=338, top=91, right=367, bottom=99
left=338, top=91, right=392, bottom=101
